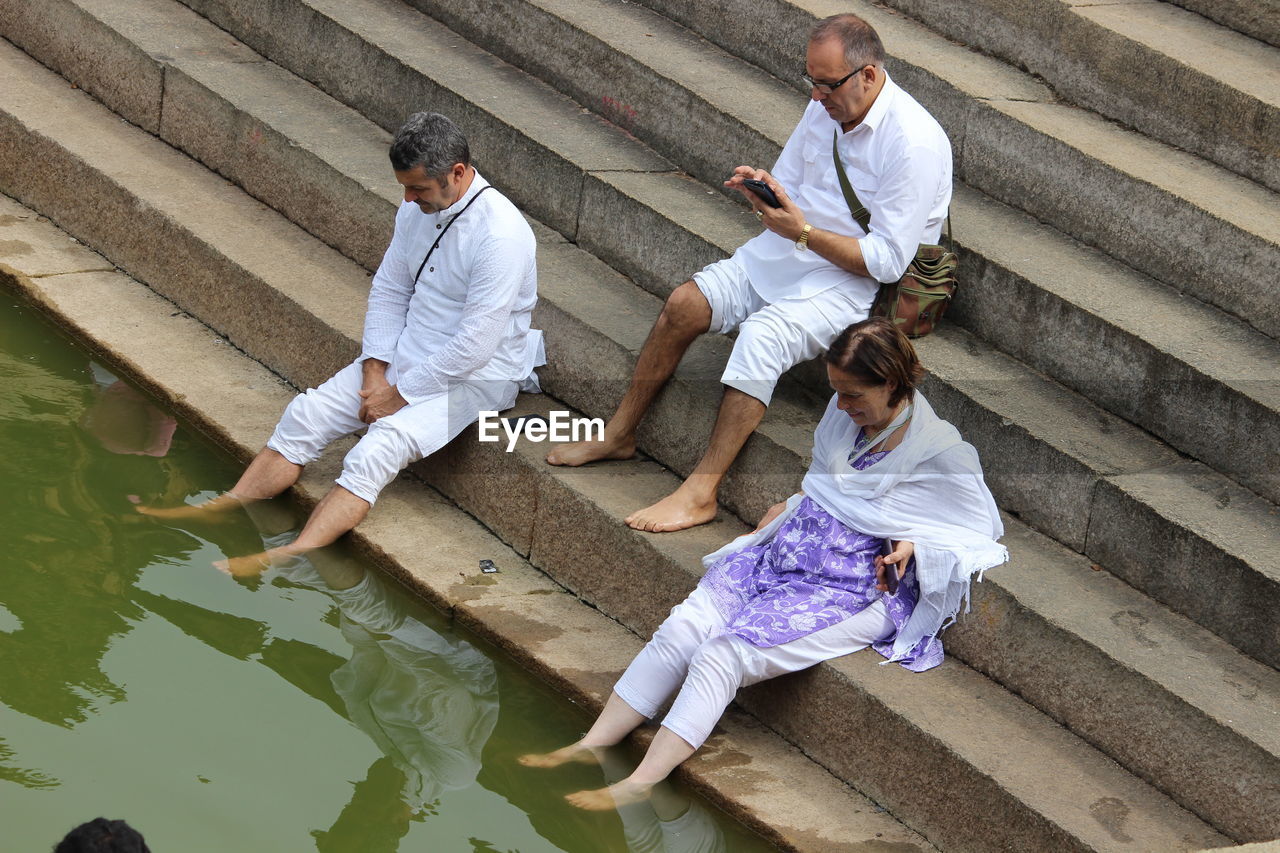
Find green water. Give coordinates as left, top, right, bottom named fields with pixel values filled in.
left=0, top=296, right=778, bottom=853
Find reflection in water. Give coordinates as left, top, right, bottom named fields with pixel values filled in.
left=159, top=483, right=508, bottom=851
left=0, top=338, right=202, bottom=731
left=81, top=365, right=178, bottom=459
left=270, top=547, right=500, bottom=849
left=595, top=748, right=726, bottom=853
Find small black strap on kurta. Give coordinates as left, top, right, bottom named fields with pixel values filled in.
left=413, top=184, right=494, bottom=285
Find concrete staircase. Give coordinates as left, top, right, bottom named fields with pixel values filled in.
left=1, top=0, right=1277, bottom=849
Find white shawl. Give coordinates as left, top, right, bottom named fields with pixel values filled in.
left=702, top=392, right=1007, bottom=663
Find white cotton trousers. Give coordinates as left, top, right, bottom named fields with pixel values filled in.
left=266, top=360, right=517, bottom=505
left=614, top=586, right=894, bottom=750
left=693, top=257, right=873, bottom=407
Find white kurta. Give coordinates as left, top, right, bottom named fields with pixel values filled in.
left=361, top=172, right=543, bottom=402
left=694, top=74, right=952, bottom=405
left=734, top=72, right=953, bottom=301
left=267, top=171, right=542, bottom=503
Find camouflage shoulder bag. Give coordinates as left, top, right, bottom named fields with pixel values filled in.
left=832, top=131, right=957, bottom=338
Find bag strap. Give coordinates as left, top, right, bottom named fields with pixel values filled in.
left=832, top=130, right=871, bottom=233
left=832, top=130, right=953, bottom=255
left=413, top=184, right=494, bottom=285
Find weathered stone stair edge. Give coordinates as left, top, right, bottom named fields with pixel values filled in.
left=143, top=0, right=1280, bottom=512
left=409, top=0, right=1280, bottom=344
left=0, top=213, right=932, bottom=853
left=152, top=0, right=689, bottom=242
left=1162, top=0, right=1280, bottom=49
left=3, top=4, right=1275, bottom=678
left=872, top=0, right=1280, bottom=193
left=0, top=50, right=1260, bottom=845
left=630, top=0, right=1280, bottom=197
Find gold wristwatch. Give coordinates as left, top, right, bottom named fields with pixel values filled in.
left=795, top=223, right=812, bottom=251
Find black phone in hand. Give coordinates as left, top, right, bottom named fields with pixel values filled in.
left=743, top=178, right=783, bottom=208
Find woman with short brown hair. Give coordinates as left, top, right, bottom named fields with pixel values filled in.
left=525, top=317, right=1006, bottom=810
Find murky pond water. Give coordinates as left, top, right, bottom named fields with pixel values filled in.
left=0, top=295, right=778, bottom=853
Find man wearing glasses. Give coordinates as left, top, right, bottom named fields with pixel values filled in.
left=547, top=14, right=952, bottom=534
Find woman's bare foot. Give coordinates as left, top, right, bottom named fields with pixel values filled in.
left=566, top=779, right=654, bottom=811
left=136, top=493, right=242, bottom=522
left=545, top=433, right=636, bottom=467
left=518, top=742, right=603, bottom=769
left=625, top=481, right=717, bottom=533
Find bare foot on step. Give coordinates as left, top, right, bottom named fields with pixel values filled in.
left=625, top=483, right=716, bottom=533
left=545, top=434, right=636, bottom=467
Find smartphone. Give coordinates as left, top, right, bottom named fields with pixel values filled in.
left=879, top=554, right=900, bottom=595
left=884, top=563, right=899, bottom=595
left=742, top=178, right=783, bottom=209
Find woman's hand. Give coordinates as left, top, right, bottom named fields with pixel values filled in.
left=753, top=500, right=789, bottom=533
left=875, top=540, right=915, bottom=592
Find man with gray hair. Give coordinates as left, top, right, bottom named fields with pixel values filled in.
left=547, top=14, right=951, bottom=534
left=141, top=112, right=542, bottom=573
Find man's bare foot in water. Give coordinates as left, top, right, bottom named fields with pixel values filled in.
left=518, top=743, right=604, bottom=769
left=566, top=779, right=653, bottom=811
left=545, top=431, right=636, bottom=467
left=625, top=479, right=717, bottom=533
left=212, top=547, right=296, bottom=579
left=135, top=493, right=242, bottom=522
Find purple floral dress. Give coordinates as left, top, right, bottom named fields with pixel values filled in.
left=699, top=434, right=944, bottom=672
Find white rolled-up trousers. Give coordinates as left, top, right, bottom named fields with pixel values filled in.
left=614, top=586, right=894, bottom=750
left=693, top=258, right=873, bottom=407
left=267, top=360, right=517, bottom=505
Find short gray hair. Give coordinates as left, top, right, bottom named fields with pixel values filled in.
left=809, top=14, right=886, bottom=70
left=389, top=112, right=470, bottom=177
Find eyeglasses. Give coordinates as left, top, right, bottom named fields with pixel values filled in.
left=801, top=67, right=863, bottom=94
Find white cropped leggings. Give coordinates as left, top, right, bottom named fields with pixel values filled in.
left=614, top=586, right=894, bottom=750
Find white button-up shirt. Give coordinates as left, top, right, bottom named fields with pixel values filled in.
left=360, top=172, right=542, bottom=405
left=734, top=73, right=952, bottom=302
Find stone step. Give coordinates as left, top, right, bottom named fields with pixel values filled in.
left=871, top=0, right=1280, bottom=194
left=1162, top=0, right=1280, bottom=49
left=84, top=0, right=1280, bottom=510
left=409, top=0, right=1280, bottom=343
left=8, top=0, right=1273, bottom=676
left=632, top=0, right=1280, bottom=198
left=0, top=0, right=680, bottom=249
left=0, top=193, right=932, bottom=853
left=0, top=37, right=1258, bottom=847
